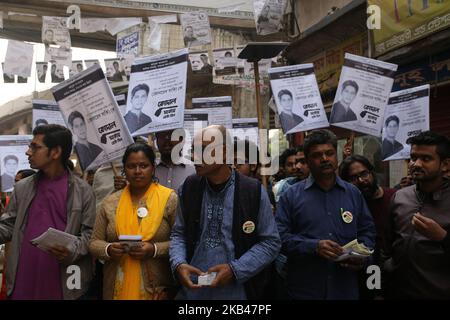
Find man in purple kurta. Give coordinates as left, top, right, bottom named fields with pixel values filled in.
left=0, top=124, right=96, bottom=300
left=11, top=172, right=69, bottom=299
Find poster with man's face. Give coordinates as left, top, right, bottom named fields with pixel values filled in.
left=104, top=58, right=124, bottom=82
left=381, top=84, right=430, bottom=161
left=36, top=62, right=48, bottom=83
left=0, top=136, right=33, bottom=192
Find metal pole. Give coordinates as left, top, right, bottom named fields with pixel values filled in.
left=253, top=60, right=268, bottom=188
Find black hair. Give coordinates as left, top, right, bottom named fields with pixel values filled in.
left=407, top=131, right=450, bottom=160
left=341, top=80, right=359, bottom=93
left=339, top=155, right=375, bottom=182
left=68, top=111, right=85, bottom=127
left=296, top=145, right=304, bottom=153
left=385, top=115, right=400, bottom=127
left=304, top=129, right=338, bottom=158
left=16, top=169, right=36, bottom=179
left=113, top=61, right=119, bottom=66
left=35, top=119, right=49, bottom=127
left=278, top=89, right=292, bottom=100
left=280, top=148, right=297, bottom=168
left=3, top=155, right=18, bottom=165
left=32, top=124, right=73, bottom=167
left=131, top=84, right=150, bottom=98
left=122, top=143, right=156, bottom=167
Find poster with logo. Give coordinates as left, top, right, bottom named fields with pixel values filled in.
left=269, top=63, right=329, bottom=134
left=180, top=10, right=212, bottom=47
left=382, top=84, right=430, bottom=161
left=42, top=16, right=71, bottom=48
left=51, top=64, right=134, bottom=171
left=125, top=49, right=188, bottom=135
left=0, top=135, right=32, bottom=192
left=330, top=53, right=398, bottom=137
left=32, top=100, right=66, bottom=130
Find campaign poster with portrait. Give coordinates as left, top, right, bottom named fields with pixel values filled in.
left=42, top=16, right=71, bottom=48
left=269, top=63, right=329, bottom=134
left=117, top=31, right=140, bottom=80
left=0, top=135, right=32, bottom=192
left=2, top=63, right=14, bottom=83
left=330, top=53, right=398, bottom=137
left=191, top=96, right=233, bottom=129
left=32, top=100, right=66, bottom=130
left=232, top=118, right=259, bottom=146
left=253, top=0, right=287, bottom=36
left=69, top=60, right=84, bottom=78
left=3, top=40, right=33, bottom=78
left=381, top=84, right=430, bottom=161
left=36, top=62, right=48, bottom=83
left=180, top=10, right=212, bottom=48
left=188, top=51, right=213, bottom=74
left=105, top=58, right=125, bottom=82
left=125, top=49, right=188, bottom=136
left=51, top=64, right=134, bottom=171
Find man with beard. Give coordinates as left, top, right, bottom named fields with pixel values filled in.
left=383, top=131, right=450, bottom=299
left=339, top=155, right=396, bottom=263
left=276, top=129, right=375, bottom=299
left=339, top=155, right=396, bottom=299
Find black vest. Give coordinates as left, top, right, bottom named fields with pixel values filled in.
left=181, top=172, right=270, bottom=299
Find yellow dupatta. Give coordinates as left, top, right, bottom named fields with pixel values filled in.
left=113, top=182, right=172, bottom=300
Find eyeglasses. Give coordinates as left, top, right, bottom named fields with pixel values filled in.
left=28, top=143, right=47, bottom=153
left=349, top=170, right=371, bottom=183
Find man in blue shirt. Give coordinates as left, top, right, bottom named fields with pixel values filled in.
left=276, top=129, right=375, bottom=299
left=170, top=125, right=280, bottom=300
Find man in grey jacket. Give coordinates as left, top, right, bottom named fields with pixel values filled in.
left=0, top=124, right=96, bottom=300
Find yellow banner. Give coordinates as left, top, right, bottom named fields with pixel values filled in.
left=369, top=0, right=450, bottom=56
left=307, top=33, right=366, bottom=94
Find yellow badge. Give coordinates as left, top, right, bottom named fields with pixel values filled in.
left=342, top=211, right=353, bottom=224
left=242, top=221, right=255, bottom=234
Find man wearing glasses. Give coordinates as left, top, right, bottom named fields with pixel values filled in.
left=0, top=124, right=96, bottom=300
left=339, top=154, right=396, bottom=299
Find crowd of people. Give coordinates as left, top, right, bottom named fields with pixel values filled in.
left=0, top=123, right=449, bottom=300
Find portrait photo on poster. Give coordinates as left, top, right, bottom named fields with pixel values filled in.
left=68, top=110, right=103, bottom=170
left=124, top=83, right=152, bottom=133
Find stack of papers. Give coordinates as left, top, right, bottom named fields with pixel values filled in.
left=30, top=227, right=78, bottom=253
left=335, top=239, right=373, bottom=262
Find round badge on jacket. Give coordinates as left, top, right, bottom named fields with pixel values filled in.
left=137, top=207, right=148, bottom=218
left=242, top=221, right=255, bottom=234
left=342, top=211, right=353, bottom=224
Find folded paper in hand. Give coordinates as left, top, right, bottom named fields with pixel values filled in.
left=335, top=239, right=373, bottom=262
left=30, top=227, right=78, bottom=253
left=198, top=272, right=217, bottom=286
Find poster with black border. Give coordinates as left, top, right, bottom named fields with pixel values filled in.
left=330, top=53, right=398, bottom=137
left=125, top=48, right=188, bottom=136
left=232, top=118, right=259, bottom=146
left=382, top=84, right=430, bottom=161
left=32, top=100, right=66, bottom=130
left=191, top=96, right=233, bottom=129
left=51, top=64, right=134, bottom=171
left=269, top=63, right=329, bottom=134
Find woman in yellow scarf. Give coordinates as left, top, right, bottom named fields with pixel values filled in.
left=89, top=143, right=178, bottom=300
